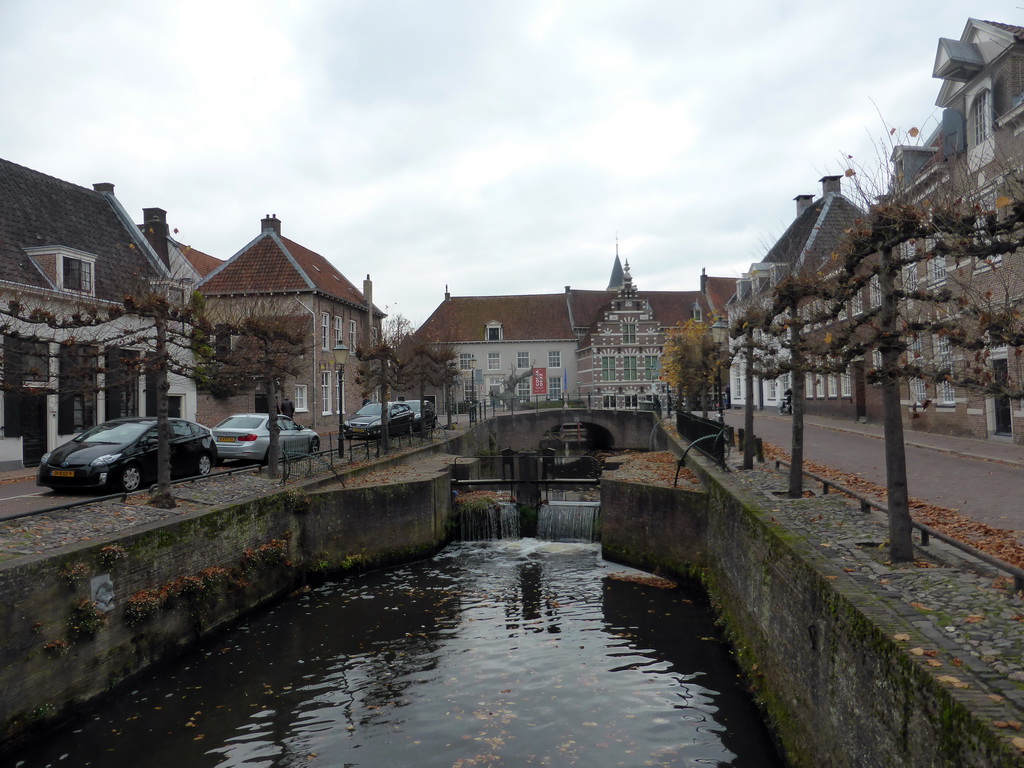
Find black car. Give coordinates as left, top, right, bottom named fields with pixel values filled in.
left=37, top=418, right=217, bottom=493
left=343, top=402, right=415, bottom=439
left=404, top=400, right=437, bottom=431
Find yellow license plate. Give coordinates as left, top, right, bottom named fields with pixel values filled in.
left=217, top=436, right=237, bottom=442
left=51, top=469, right=76, bottom=478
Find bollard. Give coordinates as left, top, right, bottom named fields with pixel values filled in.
left=737, top=428, right=744, bottom=452
left=755, top=437, right=764, bottom=463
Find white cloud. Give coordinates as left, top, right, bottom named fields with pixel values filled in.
left=0, top=0, right=1016, bottom=325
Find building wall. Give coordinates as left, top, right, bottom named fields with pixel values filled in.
left=197, top=293, right=376, bottom=434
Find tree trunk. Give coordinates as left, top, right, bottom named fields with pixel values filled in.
left=878, top=246, right=914, bottom=562
left=743, top=328, right=756, bottom=470
left=266, top=375, right=281, bottom=478
left=150, top=316, right=175, bottom=509
left=787, top=306, right=806, bottom=497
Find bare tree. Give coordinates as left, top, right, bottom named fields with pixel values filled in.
left=355, top=315, right=413, bottom=452
left=203, top=299, right=311, bottom=477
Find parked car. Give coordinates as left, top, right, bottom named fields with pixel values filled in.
left=404, top=400, right=437, bottom=431
left=344, top=402, right=415, bottom=439
left=211, top=414, right=320, bottom=464
left=37, top=417, right=217, bottom=493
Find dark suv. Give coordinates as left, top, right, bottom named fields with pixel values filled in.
left=404, top=400, right=437, bottom=431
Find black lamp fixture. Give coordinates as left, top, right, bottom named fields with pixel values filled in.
left=333, top=341, right=350, bottom=455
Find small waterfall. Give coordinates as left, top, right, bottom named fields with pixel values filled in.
left=538, top=501, right=600, bottom=542
left=459, top=501, right=521, bottom=541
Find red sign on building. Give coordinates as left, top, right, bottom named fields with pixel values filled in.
left=531, top=367, right=548, bottom=395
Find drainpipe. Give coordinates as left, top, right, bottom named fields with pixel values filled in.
left=294, top=297, right=317, bottom=427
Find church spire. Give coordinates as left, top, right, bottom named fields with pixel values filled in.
left=606, top=237, right=624, bottom=291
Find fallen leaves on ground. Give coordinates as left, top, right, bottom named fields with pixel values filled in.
left=604, top=451, right=700, bottom=488
left=764, top=442, right=1024, bottom=571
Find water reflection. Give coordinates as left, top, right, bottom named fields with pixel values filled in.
left=11, top=541, right=782, bottom=768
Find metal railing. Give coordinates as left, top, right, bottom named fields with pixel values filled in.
left=774, top=458, right=1024, bottom=593
left=6, top=463, right=263, bottom=522
left=676, top=411, right=729, bottom=467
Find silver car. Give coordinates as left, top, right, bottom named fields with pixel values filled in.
left=211, top=414, right=320, bottom=464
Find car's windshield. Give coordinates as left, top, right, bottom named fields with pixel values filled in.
left=216, top=416, right=266, bottom=430
left=354, top=404, right=382, bottom=417
left=75, top=421, right=152, bottom=444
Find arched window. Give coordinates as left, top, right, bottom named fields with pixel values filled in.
left=972, top=89, right=992, bottom=146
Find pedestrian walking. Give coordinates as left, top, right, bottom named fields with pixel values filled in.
left=281, top=396, right=295, bottom=419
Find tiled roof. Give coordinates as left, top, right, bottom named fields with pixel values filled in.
left=417, top=294, right=575, bottom=342
left=704, top=276, right=738, bottom=313
left=764, top=195, right=863, bottom=270
left=0, top=157, right=163, bottom=299
left=199, top=231, right=374, bottom=312
left=177, top=243, right=221, bottom=277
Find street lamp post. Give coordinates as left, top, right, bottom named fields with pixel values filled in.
left=711, top=318, right=729, bottom=423
left=333, top=341, right=350, bottom=456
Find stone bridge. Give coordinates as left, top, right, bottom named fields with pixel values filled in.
left=474, top=408, right=667, bottom=452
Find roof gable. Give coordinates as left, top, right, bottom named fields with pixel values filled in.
left=0, top=158, right=164, bottom=300
left=199, top=231, right=372, bottom=311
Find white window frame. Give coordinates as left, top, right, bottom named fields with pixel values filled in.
left=548, top=350, right=560, bottom=368
left=827, top=376, right=837, bottom=398
left=334, top=315, right=344, bottom=349
left=517, top=351, right=530, bottom=369
left=869, top=276, right=881, bottom=308
left=459, top=353, right=474, bottom=371
left=294, top=384, right=308, bottom=412
left=321, top=312, right=330, bottom=350
left=321, top=370, right=332, bottom=414
left=621, top=323, right=637, bottom=344
left=61, top=254, right=96, bottom=296
left=349, top=319, right=358, bottom=347
left=841, top=371, right=851, bottom=398
left=488, top=352, right=501, bottom=370
left=549, top=374, right=562, bottom=400
left=601, top=356, right=615, bottom=382
left=910, top=377, right=927, bottom=404
left=623, top=357, right=638, bottom=381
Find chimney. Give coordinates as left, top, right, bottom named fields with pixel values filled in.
left=794, top=194, right=814, bottom=217
left=820, top=175, right=842, bottom=197
left=141, top=207, right=170, bottom=268
left=700, top=267, right=708, bottom=295
left=445, top=284, right=451, bottom=302
left=261, top=214, right=281, bottom=235
left=363, top=275, right=374, bottom=344
left=93, top=182, right=115, bottom=194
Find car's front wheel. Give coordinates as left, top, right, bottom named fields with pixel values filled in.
left=310, top=437, right=320, bottom=453
left=197, top=453, right=213, bottom=476
left=119, top=464, right=142, bottom=493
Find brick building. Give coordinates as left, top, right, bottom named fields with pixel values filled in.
left=196, top=215, right=382, bottom=434
left=415, top=257, right=735, bottom=413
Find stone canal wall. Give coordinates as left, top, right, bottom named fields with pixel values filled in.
left=601, top=451, right=1023, bottom=768
left=0, top=470, right=452, bottom=752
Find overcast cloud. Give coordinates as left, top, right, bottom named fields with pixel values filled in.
left=0, top=2, right=1015, bottom=325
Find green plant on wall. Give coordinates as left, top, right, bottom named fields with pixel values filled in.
left=98, top=545, right=127, bottom=570
left=60, top=562, right=90, bottom=589
left=66, top=598, right=107, bottom=641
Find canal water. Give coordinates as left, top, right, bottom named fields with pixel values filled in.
left=13, top=541, right=784, bottom=767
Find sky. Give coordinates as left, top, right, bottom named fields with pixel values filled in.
left=0, top=1, right=1017, bottom=327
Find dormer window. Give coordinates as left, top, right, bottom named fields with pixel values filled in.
left=25, top=246, right=98, bottom=297
left=486, top=321, right=503, bottom=341
left=63, top=256, right=93, bottom=293
left=691, top=303, right=702, bottom=322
